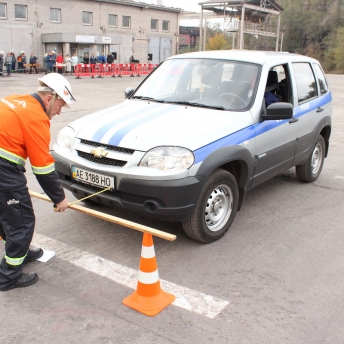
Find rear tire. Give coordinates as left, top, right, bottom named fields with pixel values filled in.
left=296, top=135, right=325, bottom=182
left=182, top=169, right=239, bottom=243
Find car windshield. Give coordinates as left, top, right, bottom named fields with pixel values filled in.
left=132, top=58, right=260, bottom=111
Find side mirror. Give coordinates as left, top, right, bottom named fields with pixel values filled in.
left=124, top=87, right=135, bottom=99
left=261, top=102, right=293, bottom=121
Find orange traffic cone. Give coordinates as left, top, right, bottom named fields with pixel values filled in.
left=122, top=233, right=175, bottom=316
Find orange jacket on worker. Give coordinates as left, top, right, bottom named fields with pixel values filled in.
left=0, top=94, right=55, bottom=174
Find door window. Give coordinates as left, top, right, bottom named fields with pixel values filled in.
left=292, top=63, right=317, bottom=104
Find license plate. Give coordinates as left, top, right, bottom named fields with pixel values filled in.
left=71, top=166, right=115, bottom=189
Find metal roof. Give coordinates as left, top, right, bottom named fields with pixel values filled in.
left=93, top=0, right=182, bottom=13
left=198, top=0, right=283, bottom=12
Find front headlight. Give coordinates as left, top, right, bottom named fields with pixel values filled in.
left=56, top=126, right=75, bottom=154
left=139, top=146, right=194, bottom=171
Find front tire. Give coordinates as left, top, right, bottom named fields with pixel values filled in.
left=296, top=135, right=325, bottom=182
left=182, top=169, right=239, bottom=243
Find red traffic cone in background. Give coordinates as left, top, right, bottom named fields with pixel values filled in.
left=122, top=233, right=175, bottom=316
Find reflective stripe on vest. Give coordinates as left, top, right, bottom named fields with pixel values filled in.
left=31, top=162, right=55, bottom=175
left=5, top=254, right=26, bottom=266
left=0, top=147, right=26, bottom=165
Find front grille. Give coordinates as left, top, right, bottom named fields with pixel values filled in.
left=77, top=151, right=127, bottom=166
left=79, top=139, right=135, bottom=155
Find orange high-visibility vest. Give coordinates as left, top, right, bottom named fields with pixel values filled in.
left=0, top=94, right=55, bottom=175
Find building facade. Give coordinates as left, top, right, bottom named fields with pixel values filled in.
left=0, top=0, right=181, bottom=66
left=179, top=26, right=200, bottom=52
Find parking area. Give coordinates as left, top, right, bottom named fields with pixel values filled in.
left=1, top=72, right=344, bottom=344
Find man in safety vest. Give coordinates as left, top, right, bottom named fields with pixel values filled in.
left=0, top=73, right=75, bottom=291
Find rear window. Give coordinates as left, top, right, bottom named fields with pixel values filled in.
left=313, top=63, right=328, bottom=95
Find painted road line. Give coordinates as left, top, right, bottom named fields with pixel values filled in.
left=33, top=233, right=229, bottom=319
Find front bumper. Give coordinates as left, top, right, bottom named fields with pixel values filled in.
left=53, top=152, right=204, bottom=222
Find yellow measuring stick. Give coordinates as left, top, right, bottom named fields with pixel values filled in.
left=29, top=190, right=176, bottom=241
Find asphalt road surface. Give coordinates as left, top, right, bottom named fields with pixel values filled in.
left=0, top=71, right=343, bottom=344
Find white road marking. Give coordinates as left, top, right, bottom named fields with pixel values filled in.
left=33, top=233, right=229, bottom=319
left=335, top=176, right=344, bottom=179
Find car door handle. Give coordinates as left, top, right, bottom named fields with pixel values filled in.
left=289, top=117, right=299, bottom=124
left=316, top=107, right=324, bottom=113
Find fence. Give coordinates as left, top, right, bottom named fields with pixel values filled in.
left=74, top=63, right=158, bottom=79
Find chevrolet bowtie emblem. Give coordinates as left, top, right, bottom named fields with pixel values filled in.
left=90, top=147, right=108, bottom=158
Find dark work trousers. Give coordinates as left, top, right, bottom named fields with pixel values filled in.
left=0, top=158, right=35, bottom=290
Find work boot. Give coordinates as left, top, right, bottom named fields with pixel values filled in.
left=0, top=272, right=38, bottom=291
left=24, top=247, right=44, bottom=264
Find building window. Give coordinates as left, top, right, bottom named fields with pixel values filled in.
left=15, top=4, right=27, bottom=20
left=50, top=8, right=61, bottom=23
left=108, top=14, right=117, bottom=27
left=122, top=15, right=130, bottom=28
left=151, top=19, right=158, bottom=31
left=82, top=11, right=92, bottom=25
left=0, top=3, right=7, bottom=19
left=162, top=20, right=169, bottom=32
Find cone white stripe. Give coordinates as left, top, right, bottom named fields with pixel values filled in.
left=141, top=245, right=155, bottom=259
left=138, top=270, right=160, bottom=284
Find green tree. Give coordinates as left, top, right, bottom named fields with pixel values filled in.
left=278, top=0, right=344, bottom=69
left=324, top=26, right=344, bottom=72
left=206, top=33, right=230, bottom=50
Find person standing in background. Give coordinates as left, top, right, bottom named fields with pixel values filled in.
left=46, top=52, right=55, bottom=73
left=10, top=51, right=16, bottom=72
left=98, top=52, right=106, bottom=64
left=17, top=53, right=23, bottom=73
left=21, top=53, right=27, bottom=73
left=107, top=53, right=114, bottom=64
left=56, top=52, right=63, bottom=74
left=0, top=51, right=4, bottom=76
left=64, top=54, right=71, bottom=75
left=5, top=53, right=12, bottom=76
left=83, top=54, right=89, bottom=64
left=71, top=53, right=78, bottom=74
left=29, top=53, right=38, bottom=74
left=51, top=51, right=56, bottom=72
left=90, top=54, right=97, bottom=65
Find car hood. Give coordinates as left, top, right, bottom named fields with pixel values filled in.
left=73, top=100, right=253, bottom=151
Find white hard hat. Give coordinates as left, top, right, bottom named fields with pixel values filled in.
left=0, top=51, right=3, bottom=54
left=38, top=74, right=75, bottom=108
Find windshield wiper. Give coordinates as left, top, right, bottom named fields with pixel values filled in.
left=131, top=96, right=165, bottom=103
left=168, top=101, right=225, bottom=110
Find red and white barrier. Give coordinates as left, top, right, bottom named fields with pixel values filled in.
left=74, top=63, right=158, bottom=78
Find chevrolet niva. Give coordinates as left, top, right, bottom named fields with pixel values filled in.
left=53, top=50, right=332, bottom=243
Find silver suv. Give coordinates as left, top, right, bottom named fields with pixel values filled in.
left=53, top=51, right=332, bottom=243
